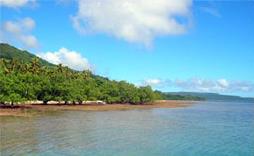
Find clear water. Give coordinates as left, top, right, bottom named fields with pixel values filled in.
left=1, top=102, right=254, bottom=156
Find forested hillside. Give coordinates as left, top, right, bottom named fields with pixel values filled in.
left=0, top=43, right=203, bottom=105
left=154, top=91, right=205, bottom=101
left=0, top=43, right=159, bottom=105
left=0, top=43, right=54, bottom=67
left=169, top=92, right=254, bottom=102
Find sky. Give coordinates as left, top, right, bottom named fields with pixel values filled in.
left=0, top=0, right=254, bottom=97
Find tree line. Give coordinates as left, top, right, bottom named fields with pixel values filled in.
left=0, top=58, right=159, bottom=105
left=154, top=91, right=205, bottom=101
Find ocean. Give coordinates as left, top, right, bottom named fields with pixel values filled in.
left=1, top=101, right=254, bottom=156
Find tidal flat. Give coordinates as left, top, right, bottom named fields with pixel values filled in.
left=0, top=100, right=193, bottom=117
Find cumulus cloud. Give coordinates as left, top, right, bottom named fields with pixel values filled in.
left=1, top=17, right=38, bottom=48
left=38, top=48, right=92, bottom=71
left=142, top=78, right=172, bottom=88
left=72, top=0, right=192, bottom=46
left=0, top=0, right=36, bottom=8
left=141, top=78, right=254, bottom=93
left=174, top=78, right=231, bottom=92
left=143, top=79, right=163, bottom=86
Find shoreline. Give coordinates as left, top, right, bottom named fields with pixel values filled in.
left=0, top=100, right=196, bottom=117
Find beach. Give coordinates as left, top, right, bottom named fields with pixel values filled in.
left=0, top=100, right=194, bottom=117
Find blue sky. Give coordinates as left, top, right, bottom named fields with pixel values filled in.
left=1, top=0, right=254, bottom=97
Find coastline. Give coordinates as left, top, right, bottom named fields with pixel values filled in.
left=0, top=100, right=196, bottom=117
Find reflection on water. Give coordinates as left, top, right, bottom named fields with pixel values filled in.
left=1, top=102, right=254, bottom=156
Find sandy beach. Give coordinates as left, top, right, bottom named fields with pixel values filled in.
left=0, top=100, right=195, bottom=117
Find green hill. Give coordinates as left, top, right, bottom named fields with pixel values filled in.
left=168, top=92, right=254, bottom=103
left=0, top=43, right=158, bottom=105
left=0, top=43, right=54, bottom=67
left=154, top=91, right=205, bottom=101
left=0, top=43, right=206, bottom=105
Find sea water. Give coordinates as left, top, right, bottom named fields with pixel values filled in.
left=1, top=101, right=254, bottom=156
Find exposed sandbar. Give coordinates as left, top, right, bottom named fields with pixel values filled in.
left=0, top=100, right=195, bottom=117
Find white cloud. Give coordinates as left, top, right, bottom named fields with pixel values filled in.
left=174, top=78, right=224, bottom=92
left=20, top=35, right=38, bottom=48
left=174, top=78, right=254, bottom=93
left=143, top=79, right=162, bottom=86
left=141, top=78, right=254, bottom=93
left=1, top=17, right=38, bottom=48
left=0, top=0, right=36, bottom=8
left=21, top=17, right=35, bottom=30
left=217, top=79, right=229, bottom=88
left=38, top=48, right=92, bottom=71
left=72, top=0, right=192, bottom=46
left=3, top=21, right=21, bottom=34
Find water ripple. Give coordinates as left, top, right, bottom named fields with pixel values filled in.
left=1, top=102, right=254, bottom=156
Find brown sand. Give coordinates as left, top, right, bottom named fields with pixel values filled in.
left=0, top=100, right=195, bottom=117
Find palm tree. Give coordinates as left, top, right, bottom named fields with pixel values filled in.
left=10, top=59, right=18, bottom=72
left=82, top=69, right=92, bottom=80
left=30, top=57, right=41, bottom=74
left=2, top=59, right=11, bottom=75
left=21, top=63, right=30, bottom=74
left=57, top=64, right=64, bottom=73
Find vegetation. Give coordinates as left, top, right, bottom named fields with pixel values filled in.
left=168, top=92, right=254, bottom=102
left=0, top=43, right=204, bottom=106
left=154, top=91, right=205, bottom=101
left=0, top=43, right=54, bottom=67
left=0, top=58, right=155, bottom=105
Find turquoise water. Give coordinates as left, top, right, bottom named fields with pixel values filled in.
left=1, top=102, right=254, bottom=156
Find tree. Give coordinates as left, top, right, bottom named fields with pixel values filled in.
left=30, top=57, right=41, bottom=74
left=0, top=72, right=25, bottom=105
left=0, top=56, right=158, bottom=106
left=139, top=86, right=155, bottom=104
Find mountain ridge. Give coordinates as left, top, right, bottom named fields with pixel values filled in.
left=0, top=43, right=54, bottom=67
left=167, top=92, right=254, bottom=102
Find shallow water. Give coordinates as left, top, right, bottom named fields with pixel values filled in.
left=1, top=102, right=254, bottom=156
